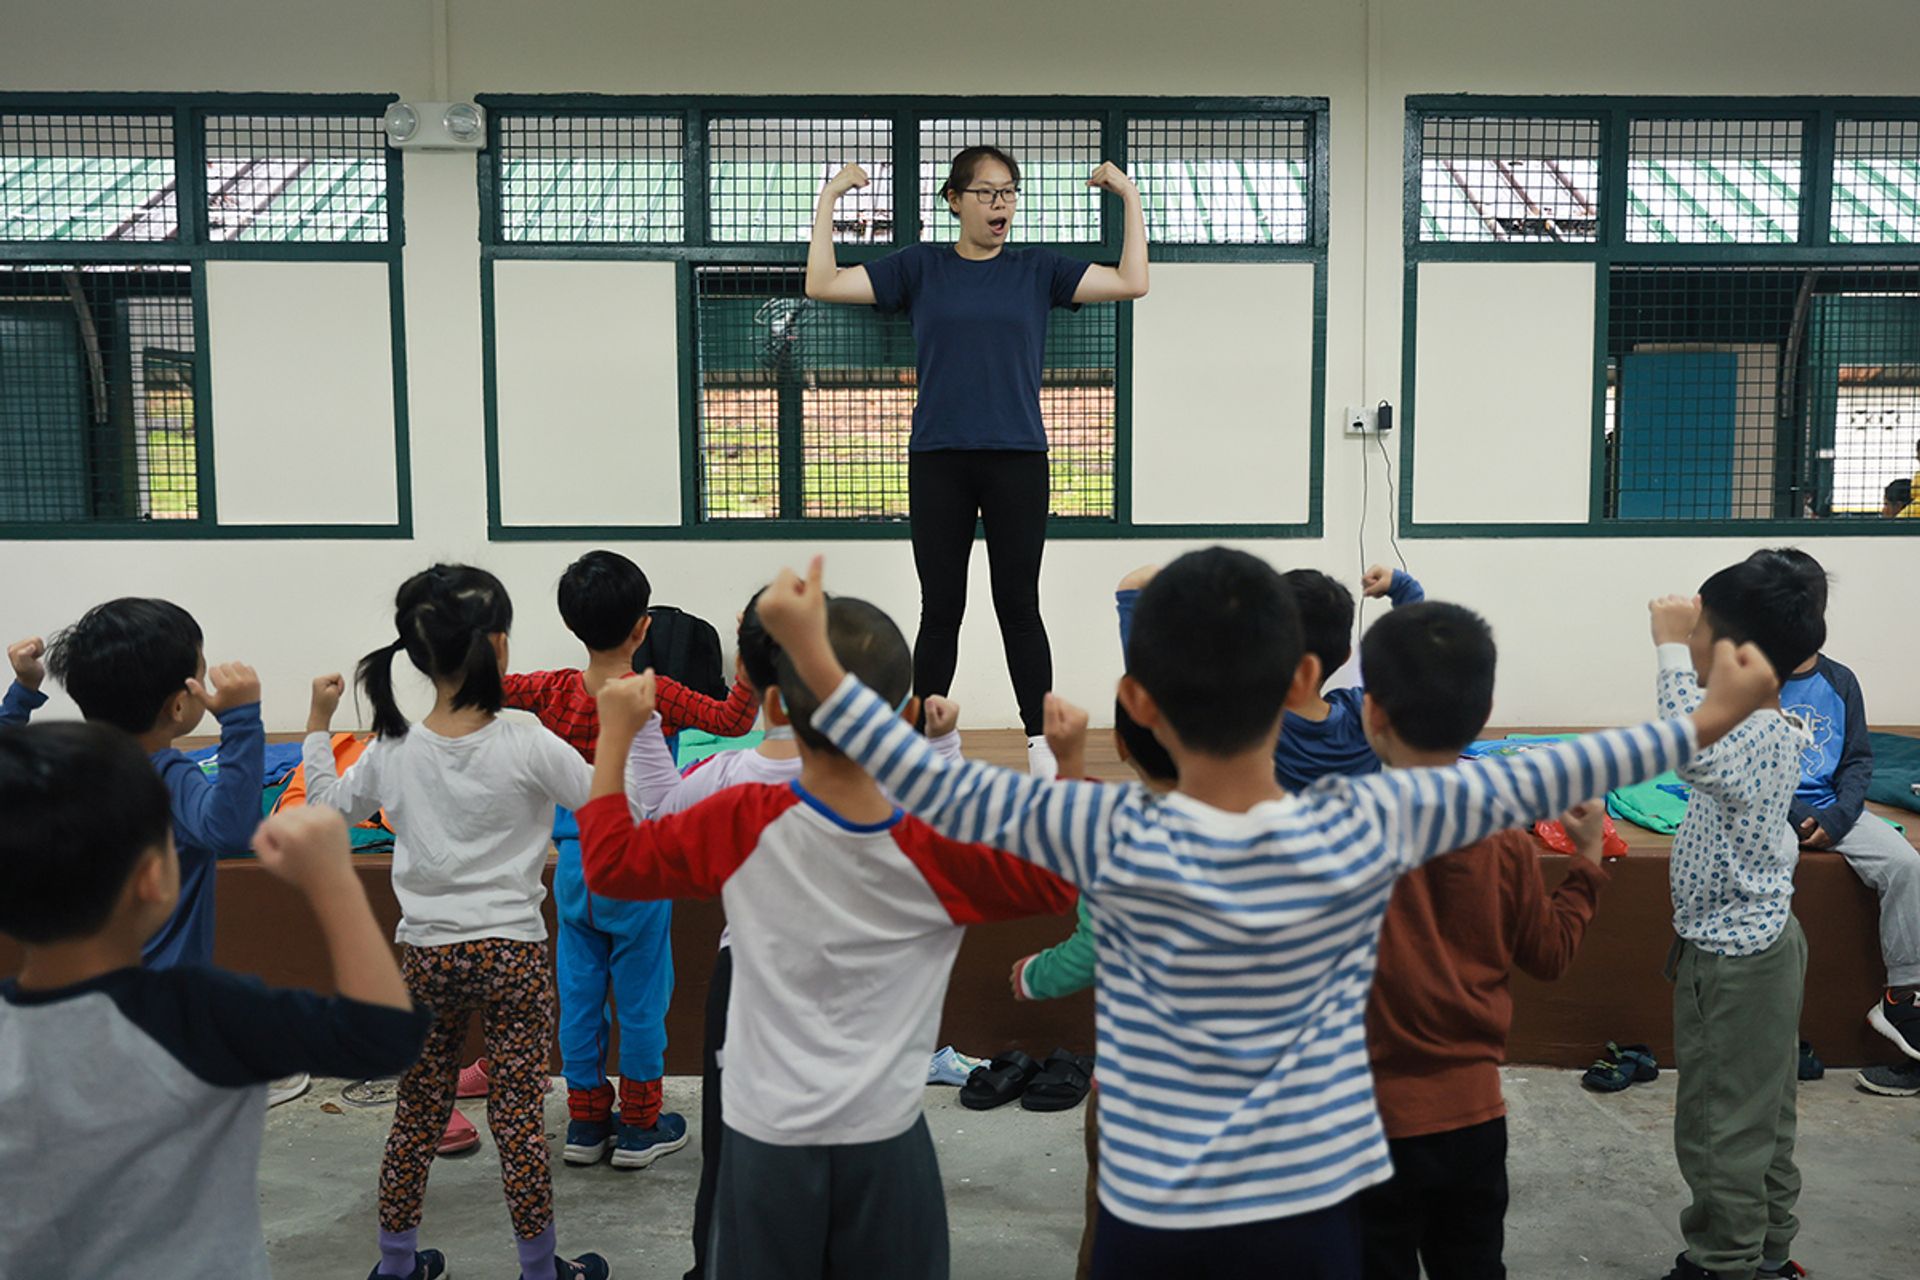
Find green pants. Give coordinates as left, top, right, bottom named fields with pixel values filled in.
left=1671, top=916, right=1807, bottom=1280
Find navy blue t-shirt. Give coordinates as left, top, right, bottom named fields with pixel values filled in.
left=865, top=242, right=1090, bottom=453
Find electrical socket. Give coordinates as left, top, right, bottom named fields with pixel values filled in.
left=1344, top=405, right=1379, bottom=436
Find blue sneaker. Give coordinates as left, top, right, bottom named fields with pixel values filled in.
left=563, top=1117, right=613, bottom=1166
left=364, top=1248, right=446, bottom=1280
left=611, top=1111, right=689, bottom=1169
left=538, top=1254, right=611, bottom=1280
left=927, top=1045, right=987, bottom=1086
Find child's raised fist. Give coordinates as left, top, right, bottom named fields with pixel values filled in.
left=1693, top=639, right=1780, bottom=747
left=596, top=668, right=657, bottom=743
left=1648, top=594, right=1701, bottom=647
left=7, top=636, right=45, bottom=690
left=923, top=695, right=961, bottom=739
left=1360, top=565, right=1396, bottom=599
left=188, top=662, right=261, bottom=714
left=757, top=556, right=829, bottom=651
left=251, top=806, right=354, bottom=893
left=1558, top=800, right=1608, bottom=866
left=1043, top=693, right=1090, bottom=780
left=308, top=674, right=345, bottom=730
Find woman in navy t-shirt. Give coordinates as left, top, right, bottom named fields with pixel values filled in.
left=806, top=146, right=1149, bottom=772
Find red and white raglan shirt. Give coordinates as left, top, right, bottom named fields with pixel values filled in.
left=577, top=781, right=1076, bottom=1147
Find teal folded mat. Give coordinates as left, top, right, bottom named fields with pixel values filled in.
left=1869, top=732, right=1920, bottom=815
left=674, top=728, right=765, bottom=769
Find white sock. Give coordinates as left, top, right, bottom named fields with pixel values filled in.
left=1027, top=734, right=1058, bottom=779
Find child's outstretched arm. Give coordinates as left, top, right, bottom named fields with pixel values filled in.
left=757, top=558, right=1128, bottom=886
left=623, top=711, right=682, bottom=817
left=1511, top=801, right=1610, bottom=982
left=656, top=673, right=761, bottom=738
left=252, top=807, right=411, bottom=1012
left=300, top=674, right=384, bottom=825
left=1013, top=900, right=1097, bottom=1000
left=170, top=662, right=267, bottom=854
left=1361, top=564, right=1425, bottom=607
left=1351, top=636, right=1779, bottom=870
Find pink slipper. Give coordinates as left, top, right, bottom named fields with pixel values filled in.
left=456, top=1059, right=491, bottom=1099
left=436, top=1108, right=480, bottom=1156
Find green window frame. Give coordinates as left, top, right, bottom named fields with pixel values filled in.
left=477, top=94, right=1330, bottom=542
left=1401, top=95, right=1920, bottom=539
left=0, top=92, right=411, bottom=541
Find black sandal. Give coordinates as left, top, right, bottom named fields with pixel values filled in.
left=1581, top=1041, right=1659, bottom=1092
left=1020, top=1050, right=1094, bottom=1112
left=959, top=1050, right=1043, bottom=1111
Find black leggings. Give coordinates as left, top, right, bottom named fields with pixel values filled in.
left=908, top=449, right=1052, bottom=737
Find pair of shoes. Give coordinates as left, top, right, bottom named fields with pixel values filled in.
left=927, top=1045, right=988, bottom=1086
left=363, top=1248, right=447, bottom=1280
left=436, top=1109, right=480, bottom=1156
left=1855, top=1060, right=1920, bottom=1096
left=1757, top=1264, right=1809, bottom=1278
left=456, top=1058, right=491, bottom=1099
left=612, top=1112, right=690, bottom=1170
left=530, top=1253, right=611, bottom=1280
left=1798, top=1041, right=1825, bottom=1081
left=266, top=1072, right=311, bottom=1109
left=1582, top=1042, right=1659, bottom=1092
left=1020, top=1050, right=1095, bottom=1112
left=1868, top=989, right=1920, bottom=1060
left=456, top=1058, right=556, bottom=1100
left=1657, top=1252, right=1718, bottom=1280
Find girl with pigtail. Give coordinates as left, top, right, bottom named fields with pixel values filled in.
left=303, top=564, right=610, bottom=1280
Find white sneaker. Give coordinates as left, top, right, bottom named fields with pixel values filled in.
left=1027, top=735, right=1058, bottom=779
left=266, top=1072, right=311, bottom=1108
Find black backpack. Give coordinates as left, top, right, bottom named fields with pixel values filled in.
left=632, top=605, right=727, bottom=699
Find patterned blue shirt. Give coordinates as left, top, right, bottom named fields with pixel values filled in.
left=816, top=674, right=1695, bottom=1229
left=1657, top=644, right=1809, bottom=956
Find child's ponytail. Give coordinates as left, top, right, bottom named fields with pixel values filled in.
left=359, top=564, right=515, bottom=737
left=356, top=638, right=411, bottom=739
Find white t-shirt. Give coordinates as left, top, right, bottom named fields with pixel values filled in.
left=303, top=719, right=592, bottom=946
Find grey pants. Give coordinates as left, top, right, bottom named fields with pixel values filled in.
left=1673, top=917, right=1807, bottom=1280
left=1835, top=817, right=1920, bottom=987
left=709, top=1117, right=949, bottom=1280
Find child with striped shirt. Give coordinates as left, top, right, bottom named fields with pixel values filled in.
left=757, top=548, right=1782, bottom=1279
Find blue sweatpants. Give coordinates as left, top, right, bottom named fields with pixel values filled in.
left=552, top=819, right=675, bottom=1092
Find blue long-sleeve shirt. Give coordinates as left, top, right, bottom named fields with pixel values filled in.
left=0, top=681, right=47, bottom=727
left=144, top=704, right=266, bottom=970
left=1274, top=570, right=1425, bottom=792
left=1779, top=654, right=1874, bottom=844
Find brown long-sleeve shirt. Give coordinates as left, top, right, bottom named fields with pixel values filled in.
left=1365, top=831, right=1610, bottom=1139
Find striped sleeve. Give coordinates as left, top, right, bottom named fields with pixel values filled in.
left=1348, top=716, right=1696, bottom=871
left=812, top=675, right=1132, bottom=886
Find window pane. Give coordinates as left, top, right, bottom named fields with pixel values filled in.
left=0, top=113, right=177, bottom=242
left=1418, top=115, right=1601, bottom=243
left=1627, top=118, right=1802, bottom=244
left=919, top=118, right=1102, bottom=244
left=204, top=113, right=390, bottom=243
left=497, top=114, right=685, bottom=243
left=1605, top=264, right=1920, bottom=522
left=1832, top=119, right=1920, bottom=245
left=694, top=265, right=1116, bottom=521
left=1127, top=116, right=1312, bottom=245
left=0, top=264, right=197, bottom=523
left=708, top=117, right=892, bottom=244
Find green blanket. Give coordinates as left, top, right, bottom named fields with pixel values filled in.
left=1869, top=732, right=1920, bottom=815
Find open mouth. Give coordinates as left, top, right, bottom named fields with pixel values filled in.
left=987, top=216, right=1009, bottom=236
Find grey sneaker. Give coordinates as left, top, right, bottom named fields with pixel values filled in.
left=266, top=1072, right=311, bottom=1108
left=1855, top=1061, right=1920, bottom=1097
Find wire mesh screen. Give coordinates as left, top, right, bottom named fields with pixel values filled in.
left=496, top=114, right=685, bottom=243
left=694, top=265, right=1116, bottom=521
left=1126, top=117, right=1311, bottom=245
left=1832, top=119, right=1920, bottom=245
left=1626, top=118, right=1802, bottom=244
left=204, top=114, right=390, bottom=242
left=0, top=113, right=177, bottom=242
left=1604, top=264, right=1920, bottom=521
left=1417, top=116, right=1601, bottom=243
left=919, top=118, right=1102, bottom=244
left=0, top=264, right=197, bottom=523
left=708, top=117, right=893, bottom=243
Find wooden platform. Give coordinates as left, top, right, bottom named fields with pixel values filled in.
left=2, top=727, right=1914, bottom=1070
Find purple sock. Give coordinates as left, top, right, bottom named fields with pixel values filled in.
left=516, top=1223, right=557, bottom=1279
left=377, top=1227, right=419, bottom=1277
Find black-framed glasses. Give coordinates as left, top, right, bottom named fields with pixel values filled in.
left=960, top=185, right=1020, bottom=206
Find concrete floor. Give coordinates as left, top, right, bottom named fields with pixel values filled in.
left=261, top=1070, right=1918, bottom=1280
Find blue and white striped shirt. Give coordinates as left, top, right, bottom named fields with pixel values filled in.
left=815, top=675, right=1697, bottom=1230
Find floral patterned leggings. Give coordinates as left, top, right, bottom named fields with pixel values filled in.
left=379, top=939, right=555, bottom=1239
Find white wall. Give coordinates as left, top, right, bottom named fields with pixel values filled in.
left=4, top=0, right=1916, bottom=732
